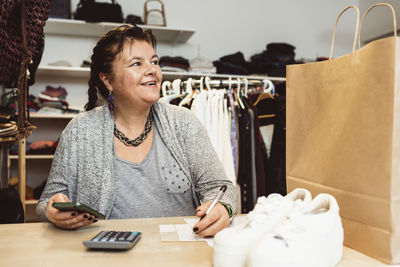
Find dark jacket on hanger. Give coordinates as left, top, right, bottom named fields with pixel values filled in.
left=248, top=93, right=287, bottom=196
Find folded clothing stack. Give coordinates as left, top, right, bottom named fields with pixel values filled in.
left=41, top=85, right=67, bottom=99
left=29, top=90, right=81, bottom=115
left=10, top=139, right=59, bottom=155
left=212, top=43, right=296, bottom=77
left=248, top=43, right=297, bottom=77
left=213, top=51, right=249, bottom=75
left=189, top=57, right=216, bottom=74
left=38, top=85, right=69, bottom=111
left=160, top=56, right=190, bottom=72
left=27, top=94, right=41, bottom=113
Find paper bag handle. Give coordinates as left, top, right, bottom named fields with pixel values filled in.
left=358, top=3, right=397, bottom=48
left=329, top=5, right=360, bottom=60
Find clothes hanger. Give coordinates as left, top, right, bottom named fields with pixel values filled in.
left=254, top=79, right=274, bottom=106
left=263, top=79, right=275, bottom=94
left=243, top=78, right=249, bottom=98
left=205, top=76, right=211, bottom=91
left=179, top=78, right=194, bottom=107
left=172, top=79, right=182, bottom=95
left=161, top=80, right=172, bottom=96
left=199, top=76, right=204, bottom=92
left=235, top=77, right=245, bottom=109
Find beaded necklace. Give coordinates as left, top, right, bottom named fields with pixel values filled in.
left=113, top=109, right=153, bottom=146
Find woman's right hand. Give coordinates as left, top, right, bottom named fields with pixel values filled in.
left=46, top=193, right=98, bottom=230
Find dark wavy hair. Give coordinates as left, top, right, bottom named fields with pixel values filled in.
left=84, top=25, right=156, bottom=111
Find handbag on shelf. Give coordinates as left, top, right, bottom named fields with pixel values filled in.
left=286, top=3, right=400, bottom=264
left=74, top=0, right=124, bottom=23
left=144, top=0, right=166, bottom=26
left=49, top=0, right=71, bottom=19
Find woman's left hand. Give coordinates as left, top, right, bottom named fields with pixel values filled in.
left=192, top=202, right=230, bottom=237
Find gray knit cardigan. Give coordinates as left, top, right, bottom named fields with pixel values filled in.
left=36, top=101, right=237, bottom=221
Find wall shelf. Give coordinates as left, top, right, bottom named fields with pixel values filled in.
left=44, top=18, right=195, bottom=43
left=36, top=66, right=89, bottom=78
left=30, top=113, right=78, bottom=119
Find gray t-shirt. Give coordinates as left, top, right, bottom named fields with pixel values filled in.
left=109, top=125, right=196, bottom=219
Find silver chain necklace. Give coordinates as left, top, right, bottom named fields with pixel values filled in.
left=114, top=109, right=154, bottom=146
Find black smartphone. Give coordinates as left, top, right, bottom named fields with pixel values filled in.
left=52, top=202, right=106, bottom=219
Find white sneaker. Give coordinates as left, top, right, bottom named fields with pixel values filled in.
left=246, top=193, right=344, bottom=267
left=213, top=188, right=312, bottom=267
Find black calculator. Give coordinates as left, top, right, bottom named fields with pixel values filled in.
left=83, top=231, right=141, bottom=250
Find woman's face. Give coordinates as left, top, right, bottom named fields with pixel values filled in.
left=106, top=39, right=162, bottom=110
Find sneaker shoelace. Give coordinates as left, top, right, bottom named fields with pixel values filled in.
left=272, top=201, right=308, bottom=247
left=246, top=195, right=286, bottom=228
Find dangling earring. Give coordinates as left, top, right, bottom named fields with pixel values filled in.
left=108, top=92, right=115, bottom=111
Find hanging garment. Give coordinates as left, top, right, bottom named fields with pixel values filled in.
left=245, top=99, right=269, bottom=201
left=237, top=106, right=253, bottom=213
left=227, top=90, right=239, bottom=177
left=191, top=89, right=236, bottom=185
left=249, top=92, right=287, bottom=196
left=266, top=95, right=286, bottom=196
left=190, top=90, right=207, bottom=126
left=248, top=108, right=257, bottom=206
left=221, top=96, right=235, bottom=185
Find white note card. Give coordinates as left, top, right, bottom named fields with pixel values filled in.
left=159, top=223, right=213, bottom=247
left=159, top=216, right=245, bottom=247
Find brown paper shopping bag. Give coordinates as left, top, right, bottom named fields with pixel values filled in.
left=286, top=3, right=400, bottom=264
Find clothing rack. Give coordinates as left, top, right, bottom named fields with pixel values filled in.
left=162, top=75, right=285, bottom=96
left=182, top=77, right=270, bottom=89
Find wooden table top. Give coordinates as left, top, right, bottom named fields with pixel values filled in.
left=0, top=216, right=393, bottom=267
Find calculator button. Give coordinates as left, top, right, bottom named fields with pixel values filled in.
left=127, top=232, right=137, bottom=241
left=92, top=231, right=106, bottom=241
left=123, top=232, right=131, bottom=240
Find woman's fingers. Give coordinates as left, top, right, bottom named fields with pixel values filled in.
left=46, top=193, right=70, bottom=223
left=46, top=193, right=98, bottom=229
left=195, top=202, right=211, bottom=218
left=193, top=203, right=230, bottom=237
left=49, top=193, right=70, bottom=205
left=196, top=217, right=226, bottom=237
left=52, top=213, right=98, bottom=230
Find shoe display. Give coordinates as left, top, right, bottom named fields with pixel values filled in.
left=213, top=188, right=312, bottom=267
left=246, top=193, right=343, bottom=267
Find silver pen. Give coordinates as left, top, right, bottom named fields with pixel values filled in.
left=200, top=185, right=227, bottom=220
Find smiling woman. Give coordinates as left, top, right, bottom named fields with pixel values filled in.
left=36, top=24, right=237, bottom=238
left=101, top=40, right=162, bottom=111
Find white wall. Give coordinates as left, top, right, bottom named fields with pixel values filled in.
left=64, top=0, right=361, bottom=63
left=359, top=0, right=400, bottom=43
